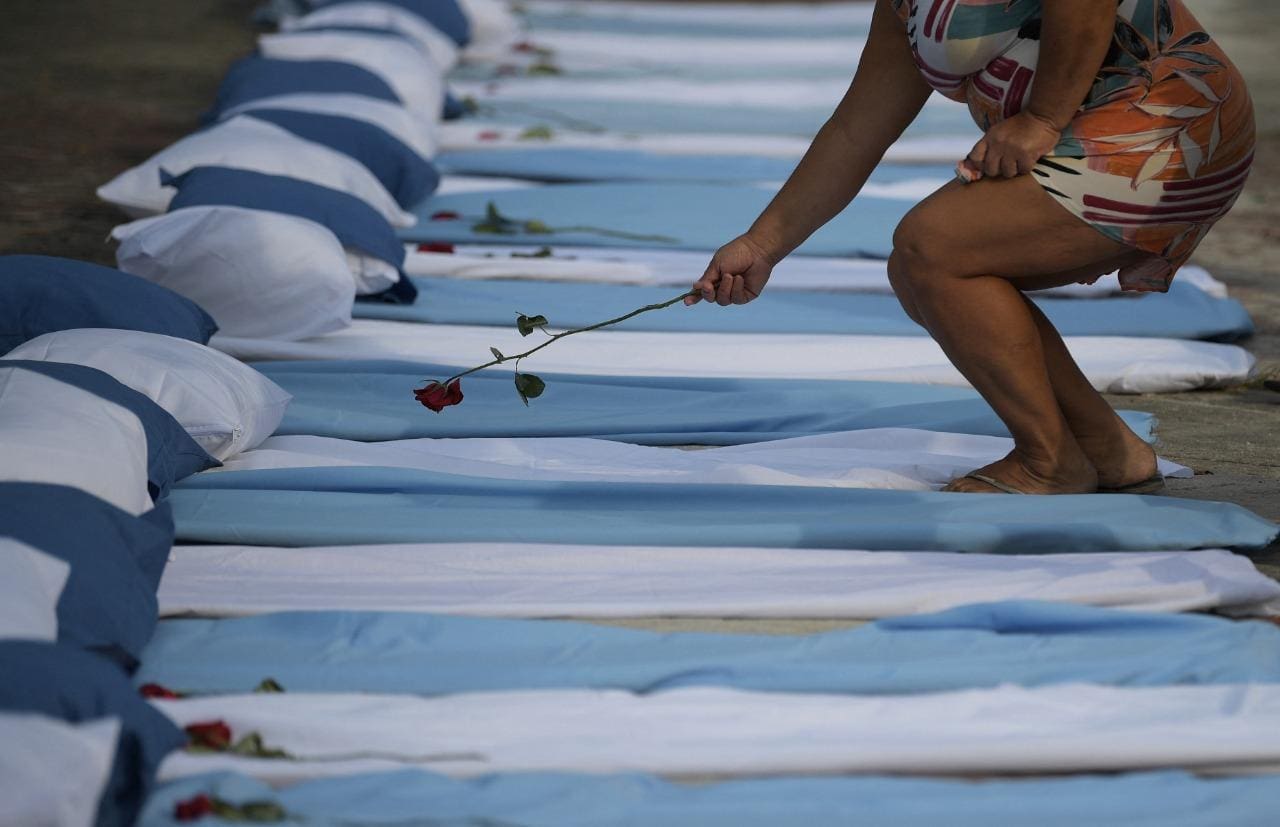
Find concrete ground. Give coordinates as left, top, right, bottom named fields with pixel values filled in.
left=1, top=0, right=1275, bottom=602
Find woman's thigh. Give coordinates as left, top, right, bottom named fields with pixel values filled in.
left=892, top=173, right=1146, bottom=290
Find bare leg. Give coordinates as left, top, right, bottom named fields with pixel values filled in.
left=888, top=175, right=1157, bottom=494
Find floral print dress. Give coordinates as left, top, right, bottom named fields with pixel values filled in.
left=893, top=0, right=1255, bottom=291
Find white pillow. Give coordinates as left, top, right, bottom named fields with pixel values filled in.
left=112, top=205, right=356, bottom=342
left=259, top=30, right=446, bottom=127
left=0, top=366, right=152, bottom=515
left=284, top=1, right=460, bottom=69
left=0, top=540, right=70, bottom=643
left=347, top=250, right=403, bottom=295
left=220, top=92, right=437, bottom=159
left=7, top=329, right=293, bottom=461
left=96, top=115, right=415, bottom=227
left=458, top=0, right=522, bottom=55
left=0, top=714, right=119, bottom=827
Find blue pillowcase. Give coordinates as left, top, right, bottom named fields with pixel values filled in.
left=312, top=0, right=472, bottom=46
left=163, top=166, right=416, bottom=304
left=1, top=361, right=219, bottom=500
left=241, top=109, right=439, bottom=208
left=0, top=482, right=174, bottom=668
left=0, top=255, right=218, bottom=355
left=0, top=641, right=187, bottom=827
left=205, top=56, right=401, bottom=122
left=443, top=90, right=468, bottom=120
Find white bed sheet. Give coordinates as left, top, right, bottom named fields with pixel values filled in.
left=154, top=682, right=1280, bottom=783
left=214, top=430, right=1191, bottom=490
left=404, top=245, right=1228, bottom=299
left=437, top=123, right=974, bottom=163
left=211, top=320, right=1256, bottom=394
left=158, top=544, right=1280, bottom=620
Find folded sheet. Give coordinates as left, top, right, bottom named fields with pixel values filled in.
left=157, top=544, right=1280, bottom=619
left=403, top=245, right=1229, bottom=299
left=354, top=276, right=1254, bottom=341
left=255, top=359, right=1158, bottom=444
left=438, top=123, right=976, bottom=163
left=137, top=602, right=1280, bottom=696
left=404, top=182, right=906, bottom=254
left=167, top=466, right=1279, bottom=551
left=213, top=321, right=1257, bottom=394
left=139, top=768, right=1280, bottom=827
left=433, top=148, right=952, bottom=186
left=216, top=431, right=1190, bottom=490
left=154, top=683, right=1280, bottom=781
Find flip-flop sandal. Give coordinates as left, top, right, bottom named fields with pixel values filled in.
left=1097, top=475, right=1166, bottom=495
left=949, top=472, right=1028, bottom=495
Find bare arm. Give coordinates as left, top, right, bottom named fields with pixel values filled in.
left=964, top=0, right=1116, bottom=179
left=746, top=0, right=933, bottom=263
left=687, top=0, right=931, bottom=306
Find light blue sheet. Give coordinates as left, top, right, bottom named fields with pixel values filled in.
left=520, top=11, right=870, bottom=39
left=256, top=359, right=1157, bottom=445
left=142, top=769, right=1280, bottom=827
left=168, top=467, right=1278, bottom=552
left=435, top=148, right=953, bottom=185
left=403, top=182, right=907, bottom=254
left=465, top=95, right=977, bottom=139
left=137, top=603, right=1280, bottom=696
left=354, top=277, right=1255, bottom=341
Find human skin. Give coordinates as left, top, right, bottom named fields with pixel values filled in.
left=686, top=0, right=1158, bottom=495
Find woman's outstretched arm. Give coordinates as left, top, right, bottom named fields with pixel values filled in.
left=688, top=0, right=932, bottom=306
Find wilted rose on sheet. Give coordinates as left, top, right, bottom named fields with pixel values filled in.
left=415, top=290, right=696, bottom=412
left=414, top=379, right=464, bottom=412
left=138, top=682, right=183, bottom=699
left=184, top=720, right=232, bottom=751
left=173, top=793, right=287, bottom=823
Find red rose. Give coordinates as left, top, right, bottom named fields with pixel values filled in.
left=139, top=683, right=182, bottom=699
left=416, top=242, right=455, bottom=254
left=512, top=41, right=537, bottom=53
left=414, top=379, right=463, bottom=412
left=477, top=130, right=502, bottom=141
left=185, top=720, right=232, bottom=751
left=173, top=794, right=215, bottom=822
left=429, top=210, right=461, bottom=221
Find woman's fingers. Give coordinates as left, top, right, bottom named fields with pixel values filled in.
left=716, top=272, right=737, bottom=305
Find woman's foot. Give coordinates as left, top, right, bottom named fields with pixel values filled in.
left=943, top=446, right=1098, bottom=494
left=1073, top=423, right=1159, bottom=490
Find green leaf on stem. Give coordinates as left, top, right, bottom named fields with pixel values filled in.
left=490, top=347, right=504, bottom=361
left=230, top=732, right=291, bottom=760
left=516, top=314, right=549, bottom=336
left=514, top=372, right=546, bottom=405
left=253, top=678, right=285, bottom=693
left=523, top=219, right=552, bottom=233
left=518, top=125, right=554, bottom=140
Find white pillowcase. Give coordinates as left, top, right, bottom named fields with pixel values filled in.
left=220, top=92, right=437, bottom=159
left=7, top=329, right=292, bottom=462
left=0, top=714, right=120, bottom=827
left=96, top=115, right=415, bottom=227
left=0, top=540, right=70, bottom=643
left=284, top=1, right=460, bottom=70
left=458, top=0, right=522, bottom=56
left=113, top=205, right=356, bottom=342
left=258, top=30, right=446, bottom=128
left=0, top=366, right=152, bottom=515
left=346, top=250, right=403, bottom=295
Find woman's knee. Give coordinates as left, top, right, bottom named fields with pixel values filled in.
left=886, top=251, right=926, bottom=326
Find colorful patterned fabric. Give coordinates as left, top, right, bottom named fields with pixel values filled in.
left=893, top=0, right=1255, bottom=292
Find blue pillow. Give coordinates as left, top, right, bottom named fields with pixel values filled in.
left=0, top=482, right=173, bottom=668
left=241, top=109, right=440, bottom=208
left=164, top=166, right=416, bottom=304
left=1, top=361, right=219, bottom=499
left=312, top=0, right=472, bottom=46
left=0, top=255, right=217, bottom=355
left=0, top=641, right=187, bottom=827
left=443, top=90, right=468, bottom=120
left=205, top=56, right=401, bottom=122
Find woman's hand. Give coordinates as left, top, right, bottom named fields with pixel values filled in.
left=958, top=111, right=1062, bottom=182
left=685, top=234, right=775, bottom=306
